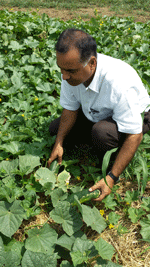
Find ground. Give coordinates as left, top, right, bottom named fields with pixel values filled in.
left=0, top=6, right=150, bottom=23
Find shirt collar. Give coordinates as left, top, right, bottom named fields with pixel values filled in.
left=85, top=53, right=102, bottom=93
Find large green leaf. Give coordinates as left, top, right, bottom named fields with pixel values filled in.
left=19, top=155, right=41, bottom=175
left=102, top=194, right=117, bottom=210
left=0, top=200, right=25, bottom=237
left=95, top=257, right=122, bottom=266
left=57, top=170, right=71, bottom=192
left=34, top=167, right=56, bottom=188
left=50, top=201, right=83, bottom=236
left=51, top=188, right=68, bottom=207
left=70, top=238, right=97, bottom=266
left=0, top=236, right=21, bottom=267
left=21, top=250, right=58, bottom=267
left=25, top=223, right=58, bottom=253
left=9, top=40, right=24, bottom=51
left=140, top=214, right=150, bottom=241
left=0, top=159, right=18, bottom=179
left=141, top=197, right=150, bottom=212
left=0, top=141, right=25, bottom=155
left=36, top=82, right=53, bottom=92
left=108, top=212, right=120, bottom=225
left=11, top=71, right=24, bottom=88
left=81, top=205, right=107, bottom=233
left=60, top=261, right=73, bottom=267
left=128, top=207, right=146, bottom=223
left=94, top=238, right=115, bottom=261
left=56, top=231, right=86, bottom=251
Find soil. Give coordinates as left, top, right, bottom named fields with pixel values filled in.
left=0, top=6, right=150, bottom=23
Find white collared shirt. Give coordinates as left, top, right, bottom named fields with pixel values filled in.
left=60, top=53, right=150, bottom=134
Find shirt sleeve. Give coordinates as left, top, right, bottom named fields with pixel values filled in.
left=112, top=87, right=143, bottom=134
left=60, top=80, right=80, bottom=111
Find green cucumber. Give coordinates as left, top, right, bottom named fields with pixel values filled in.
left=49, top=160, right=59, bottom=172
left=79, top=189, right=100, bottom=203
left=72, top=189, right=100, bottom=206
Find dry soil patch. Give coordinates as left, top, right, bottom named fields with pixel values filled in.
left=1, top=6, right=150, bottom=23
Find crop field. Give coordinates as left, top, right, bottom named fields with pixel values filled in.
left=0, top=8, right=150, bottom=267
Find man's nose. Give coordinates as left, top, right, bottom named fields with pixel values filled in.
left=61, top=70, right=70, bottom=80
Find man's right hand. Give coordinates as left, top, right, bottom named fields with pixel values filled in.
left=47, top=143, right=64, bottom=168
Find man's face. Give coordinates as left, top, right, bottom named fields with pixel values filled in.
left=56, top=48, right=96, bottom=87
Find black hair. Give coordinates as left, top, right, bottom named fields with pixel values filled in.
left=55, top=28, right=97, bottom=63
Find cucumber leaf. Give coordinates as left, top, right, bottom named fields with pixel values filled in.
left=25, top=223, right=58, bottom=253
left=94, top=238, right=115, bottom=261
left=50, top=201, right=83, bottom=236
left=34, top=167, right=56, bottom=188
left=57, top=170, right=71, bottom=192
left=56, top=231, right=86, bottom=251
left=19, top=155, right=41, bottom=175
left=0, top=200, right=25, bottom=237
left=22, top=250, right=58, bottom=267
left=81, top=205, right=107, bottom=233
left=51, top=188, right=68, bottom=207
left=60, top=261, right=73, bottom=267
left=140, top=214, right=150, bottom=241
left=0, top=159, right=18, bottom=179
left=0, top=236, right=21, bottom=267
left=95, top=257, right=122, bottom=266
left=70, top=238, right=97, bottom=266
left=128, top=207, right=146, bottom=223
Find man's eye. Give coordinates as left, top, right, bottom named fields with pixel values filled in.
left=69, top=70, right=77, bottom=74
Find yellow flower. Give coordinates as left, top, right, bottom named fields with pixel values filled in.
left=126, top=202, right=130, bottom=205
left=6, top=158, right=9, bottom=161
left=99, top=210, right=104, bottom=216
left=100, top=24, right=103, bottom=26
left=0, top=98, right=2, bottom=102
left=128, top=28, right=130, bottom=30
left=5, top=50, right=7, bottom=54
left=21, top=114, right=24, bottom=117
left=11, top=8, right=13, bottom=11
left=35, top=97, right=38, bottom=101
left=109, top=224, right=114, bottom=229
left=76, top=176, right=81, bottom=181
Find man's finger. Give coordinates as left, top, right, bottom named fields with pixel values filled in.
left=93, top=192, right=107, bottom=202
left=47, top=158, right=53, bottom=168
left=89, top=182, right=100, bottom=192
left=57, top=155, right=62, bottom=165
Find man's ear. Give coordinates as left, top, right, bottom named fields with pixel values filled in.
left=89, top=56, right=97, bottom=70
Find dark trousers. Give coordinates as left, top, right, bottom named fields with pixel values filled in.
left=49, top=109, right=150, bottom=165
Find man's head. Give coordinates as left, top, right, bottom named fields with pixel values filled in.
left=55, top=28, right=97, bottom=86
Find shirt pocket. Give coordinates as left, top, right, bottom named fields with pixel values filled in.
left=90, top=108, right=113, bottom=122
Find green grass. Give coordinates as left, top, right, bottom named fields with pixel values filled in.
left=0, top=0, right=150, bottom=13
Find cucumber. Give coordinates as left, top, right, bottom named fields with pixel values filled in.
left=79, top=189, right=100, bottom=203
left=72, top=189, right=100, bottom=206
left=49, top=160, right=59, bottom=172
